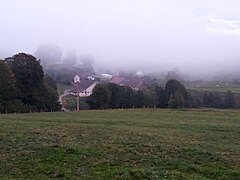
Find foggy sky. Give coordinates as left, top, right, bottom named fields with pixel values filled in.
left=1, top=0, right=240, bottom=78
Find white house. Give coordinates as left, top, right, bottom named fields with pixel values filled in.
left=70, top=79, right=97, bottom=97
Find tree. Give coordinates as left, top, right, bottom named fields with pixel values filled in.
left=87, top=84, right=111, bottom=109
left=189, top=95, right=202, bottom=108
left=117, top=86, right=136, bottom=108
left=213, top=92, right=223, bottom=108
left=202, top=92, right=223, bottom=108
left=44, top=74, right=57, bottom=91
left=155, top=85, right=167, bottom=108
left=106, top=83, right=136, bottom=109
left=165, top=80, right=188, bottom=99
left=165, top=79, right=189, bottom=107
left=165, top=70, right=182, bottom=82
left=168, top=90, right=185, bottom=109
left=0, top=60, right=17, bottom=102
left=43, top=74, right=61, bottom=111
left=224, top=90, right=235, bottom=108
left=6, top=53, right=45, bottom=109
left=142, top=85, right=158, bottom=107
left=135, top=91, right=147, bottom=108
left=0, top=60, right=24, bottom=112
left=6, top=53, right=60, bottom=112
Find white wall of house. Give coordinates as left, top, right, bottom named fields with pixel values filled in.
left=70, top=82, right=97, bottom=97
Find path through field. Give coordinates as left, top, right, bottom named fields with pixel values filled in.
left=58, top=89, right=71, bottom=111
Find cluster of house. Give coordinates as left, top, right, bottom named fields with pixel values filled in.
left=69, top=73, right=149, bottom=97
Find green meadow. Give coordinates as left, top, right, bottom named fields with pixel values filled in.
left=0, top=109, right=240, bottom=179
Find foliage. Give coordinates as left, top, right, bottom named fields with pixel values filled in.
left=165, top=79, right=189, bottom=101
left=87, top=80, right=193, bottom=110
left=155, top=86, right=167, bottom=108
left=168, top=90, right=185, bottom=108
left=5, top=53, right=60, bottom=112
left=224, top=90, right=235, bottom=108
left=87, top=84, right=111, bottom=109
left=0, top=60, right=17, bottom=101
left=44, top=74, right=57, bottom=91
left=0, top=60, right=23, bottom=112
left=135, top=91, right=147, bottom=108
left=87, top=83, right=137, bottom=109
left=142, top=85, right=158, bottom=107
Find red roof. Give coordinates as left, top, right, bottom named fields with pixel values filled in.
left=110, top=77, right=125, bottom=84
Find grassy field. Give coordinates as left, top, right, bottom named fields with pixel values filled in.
left=0, top=109, right=240, bottom=179
left=185, top=83, right=240, bottom=94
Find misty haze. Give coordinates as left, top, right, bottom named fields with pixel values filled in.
left=1, top=1, right=240, bottom=179
left=1, top=0, right=240, bottom=79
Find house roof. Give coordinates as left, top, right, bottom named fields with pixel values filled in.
left=124, top=78, right=146, bottom=89
left=110, top=77, right=125, bottom=84
left=111, top=77, right=149, bottom=90
left=70, top=79, right=97, bottom=93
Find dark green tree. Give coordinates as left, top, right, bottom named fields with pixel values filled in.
left=202, top=92, right=223, bottom=108
left=0, top=60, right=17, bottom=102
left=44, top=74, right=57, bottom=91
left=87, top=84, right=111, bottom=109
left=213, top=92, right=223, bottom=108
left=107, top=83, right=122, bottom=108
left=118, top=86, right=136, bottom=108
left=135, top=91, right=147, bottom=108
left=165, top=79, right=189, bottom=107
left=168, top=90, right=185, bottom=109
left=155, top=85, right=167, bottom=108
left=189, top=95, right=202, bottom=108
left=142, top=85, right=158, bottom=107
left=224, top=90, right=235, bottom=108
left=107, top=83, right=136, bottom=108
left=6, top=53, right=60, bottom=112
left=0, top=60, right=24, bottom=112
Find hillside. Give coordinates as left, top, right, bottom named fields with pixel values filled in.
left=0, top=109, right=240, bottom=179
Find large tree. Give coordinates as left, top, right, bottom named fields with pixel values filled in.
left=165, top=79, right=189, bottom=107
left=6, top=53, right=60, bottom=111
left=155, top=85, right=167, bottom=108
left=168, top=90, right=185, bottom=109
left=0, top=60, right=17, bottom=102
left=87, top=84, right=111, bottom=109
left=0, top=60, right=23, bottom=112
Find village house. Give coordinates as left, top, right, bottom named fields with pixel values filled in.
left=110, top=77, right=149, bottom=90
left=70, top=77, right=97, bottom=97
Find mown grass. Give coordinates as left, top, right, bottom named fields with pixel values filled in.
left=0, top=109, right=240, bottom=179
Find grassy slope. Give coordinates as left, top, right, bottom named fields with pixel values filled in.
left=0, top=109, right=240, bottom=179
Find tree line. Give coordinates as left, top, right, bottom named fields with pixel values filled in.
left=0, top=52, right=236, bottom=113
left=0, top=53, right=60, bottom=113
left=86, top=79, right=236, bottom=109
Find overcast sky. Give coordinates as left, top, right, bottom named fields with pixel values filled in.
left=1, top=0, right=240, bottom=77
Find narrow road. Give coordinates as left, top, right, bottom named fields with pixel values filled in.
left=59, top=89, right=71, bottom=112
